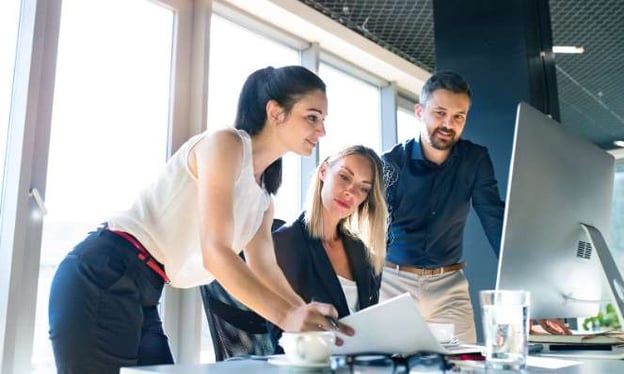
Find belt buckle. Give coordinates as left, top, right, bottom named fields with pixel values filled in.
left=425, top=267, right=443, bottom=276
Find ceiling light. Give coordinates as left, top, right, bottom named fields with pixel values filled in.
left=613, top=140, right=624, bottom=148
left=552, top=46, right=585, bottom=54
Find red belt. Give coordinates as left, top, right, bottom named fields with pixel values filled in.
left=108, top=229, right=170, bottom=284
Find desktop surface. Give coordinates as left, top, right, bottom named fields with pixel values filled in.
left=120, top=356, right=624, bottom=373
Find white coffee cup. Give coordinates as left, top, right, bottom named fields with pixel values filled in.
left=279, top=331, right=335, bottom=365
left=427, top=322, right=455, bottom=344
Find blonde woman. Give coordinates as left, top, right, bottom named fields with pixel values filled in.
left=270, top=145, right=388, bottom=348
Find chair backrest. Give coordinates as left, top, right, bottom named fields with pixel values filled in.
left=200, top=278, right=275, bottom=361
left=200, top=218, right=287, bottom=361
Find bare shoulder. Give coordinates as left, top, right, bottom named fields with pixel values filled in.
left=190, top=128, right=244, bottom=176
left=194, top=129, right=243, bottom=158
left=203, top=128, right=242, bottom=149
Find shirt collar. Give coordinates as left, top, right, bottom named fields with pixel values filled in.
left=409, top=135, right=461, bottom=165
left=408, top=136, right=425, bottom=160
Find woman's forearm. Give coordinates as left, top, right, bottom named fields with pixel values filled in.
left=204, top=244, right=295, bottom=327
left=251, top=258, right=305, bottom=307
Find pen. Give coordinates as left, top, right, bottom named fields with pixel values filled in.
left=310, top=297, right=340, bottom=330
left=325, top=315, right=340, bottom=330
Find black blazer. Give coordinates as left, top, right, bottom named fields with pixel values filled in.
left=269, top=213, right=381, bottom=352
left=273, top=212, right=381, bottom=317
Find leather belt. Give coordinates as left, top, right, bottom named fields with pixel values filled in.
left=107, top=228, right=171, bottom=284
left=385, top=260, right=465, bottom=276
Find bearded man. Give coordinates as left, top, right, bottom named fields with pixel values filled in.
left=380, top=71, right=505, bottom=343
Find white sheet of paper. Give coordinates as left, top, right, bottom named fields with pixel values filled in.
left=332, top=293, right=482, bottom=356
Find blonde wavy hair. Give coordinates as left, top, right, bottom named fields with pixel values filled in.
left=304, top=145, right=388, bottom=274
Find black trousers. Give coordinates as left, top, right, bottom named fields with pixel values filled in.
left=49, top=226, right=174, bottom=373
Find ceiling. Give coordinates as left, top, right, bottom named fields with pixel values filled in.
left=298, top=0, right=624, bottom=151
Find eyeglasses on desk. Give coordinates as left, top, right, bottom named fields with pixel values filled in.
left=331, top=351, right=452, bottom=373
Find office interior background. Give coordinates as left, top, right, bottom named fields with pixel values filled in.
left=1, top=0, right=622, bottom=372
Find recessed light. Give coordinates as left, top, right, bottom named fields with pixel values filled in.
left=552, top=46, right=585, bottom=54
left=613, top=140, right=624, bottom=148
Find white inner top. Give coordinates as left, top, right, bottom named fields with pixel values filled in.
left=338, top=275, right=359, bottom=314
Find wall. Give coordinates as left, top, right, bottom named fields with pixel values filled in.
left=432, top=0, right=560, bottom=341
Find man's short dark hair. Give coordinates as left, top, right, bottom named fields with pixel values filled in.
left=419, top=71, right=472, bottom=106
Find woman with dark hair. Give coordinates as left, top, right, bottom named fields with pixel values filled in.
left=270, top=145, right=389, bottom=349
left=48, top=65, right=350, bottom=373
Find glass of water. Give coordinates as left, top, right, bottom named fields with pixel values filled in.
left=479, top=290, right=530, bottom=371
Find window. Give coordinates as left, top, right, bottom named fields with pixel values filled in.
left=207, top=14, right=301, bottom=223
left=33, top=1, right=174, bottom=371
left=207, top=16, right=300, bottom=132
left=318, top=62, right=381, bottom=159
left=609, top=161, right=624, bottom=273
left=201, top=14, right=301, bottom=362
left=396, top=105, right=419, bottom=144
left=0, top=0, right=20, bottom=220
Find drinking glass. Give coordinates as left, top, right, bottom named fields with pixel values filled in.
left=479, top=290, right=530, bottom=371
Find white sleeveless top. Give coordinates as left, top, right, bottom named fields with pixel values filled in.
left=108, top=129, right=271, bottom=288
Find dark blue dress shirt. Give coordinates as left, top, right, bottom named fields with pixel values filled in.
left=382, top=137, right=505, bottom=268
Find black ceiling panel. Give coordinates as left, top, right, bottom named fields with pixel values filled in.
left=299, top=0, right=624, bottom=150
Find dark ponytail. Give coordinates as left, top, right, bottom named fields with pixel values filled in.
left=234, top=65, right=326, bottom=194
left=263, top=158, right=282, bottom=195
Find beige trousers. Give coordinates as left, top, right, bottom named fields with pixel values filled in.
left=380, top=266, right=477, bottom=344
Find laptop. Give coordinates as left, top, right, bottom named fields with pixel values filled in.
left=332, top=293, right=482, bottom=356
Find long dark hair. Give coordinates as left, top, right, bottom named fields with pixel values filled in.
left=234, top=65, right=326, bottom=194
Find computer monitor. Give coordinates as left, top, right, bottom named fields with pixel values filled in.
left=496, top=102, right=624, bottom=323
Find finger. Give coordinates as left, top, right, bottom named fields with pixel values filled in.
left=308, top=304, right=354, bottom=335
left=336, top=320, right=355, bottom=336
left=309, top=301, right=339, bottom=319
left=314, top=314, right=354, bottom=336
left=538, top=319, right=571, bottom=335
left=303, top=319, right=323, bottom=332
left=316, top=315, right=336, bottom=332
left=303, top=314, right=330, bottom=332
left=335, top=336, right=344, bottom=346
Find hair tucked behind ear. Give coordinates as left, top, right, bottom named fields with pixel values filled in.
left=234, top=65, right=326, bottom=195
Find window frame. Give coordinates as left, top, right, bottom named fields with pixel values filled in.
left=0, top=0, right=429, bottom=369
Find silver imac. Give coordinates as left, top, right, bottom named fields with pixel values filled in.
left=496, top=102, right=623, bottom=323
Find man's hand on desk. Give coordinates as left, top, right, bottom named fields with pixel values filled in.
left=530, top=319, right=572, bottom=335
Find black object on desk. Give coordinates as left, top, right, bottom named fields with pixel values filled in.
left=331, top=351, right=451, bottom=373
left=529, top=343, right=544, bottom=354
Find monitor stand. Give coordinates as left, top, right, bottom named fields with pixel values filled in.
left=538, top=226, right=624, bottom=360
left=580, top=223, right=624, bottom=326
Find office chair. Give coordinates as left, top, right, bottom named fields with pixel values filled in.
left=200, top=219, right=286, bottom=361
left=200, top=278, right=274, bottom=361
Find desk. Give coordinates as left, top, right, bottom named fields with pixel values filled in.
left=121, top=357, right=624, bottom=373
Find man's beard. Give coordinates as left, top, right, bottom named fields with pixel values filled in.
left=429, top=128, right=458, bottom=150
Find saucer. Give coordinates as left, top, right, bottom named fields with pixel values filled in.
left=441, top=338, right=460, bottom=347
left=267, top=355, right=330, bottom=369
